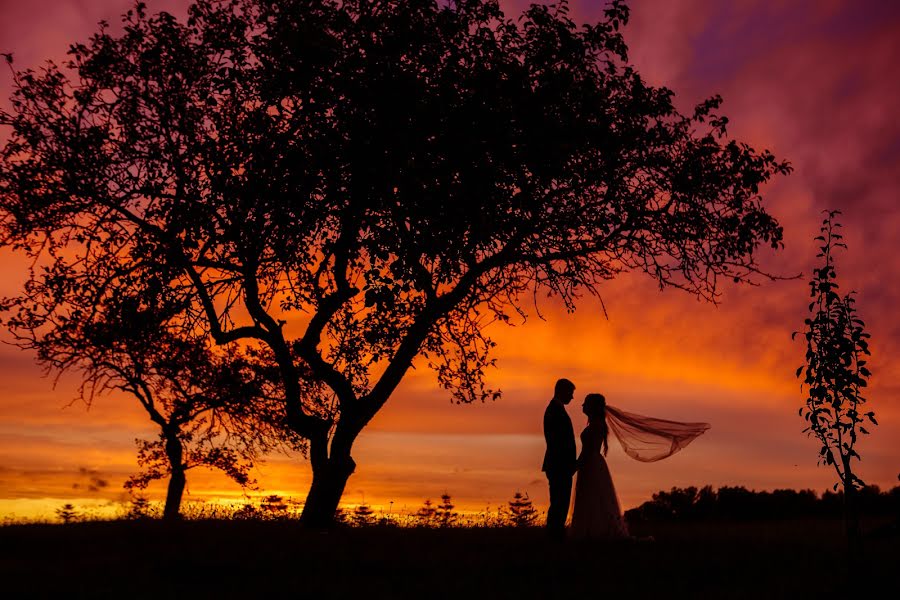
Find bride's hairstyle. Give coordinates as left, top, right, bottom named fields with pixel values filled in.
left=584, top=393, right=606, bottom=419
left=584, top=393, right=609, bottom=452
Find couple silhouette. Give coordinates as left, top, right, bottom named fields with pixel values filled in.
left=542, top=378, right=710, bottom=541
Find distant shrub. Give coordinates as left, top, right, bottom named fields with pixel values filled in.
left=125, top=495, right=155, bottom=520
left=352, top=503, right=376, bottom=527
left=436, top=493, right=457, bottom=528
left=259, top=495, right=287, bottom=517
left=56, top=504, right=78, bottom=524
left=506, top=492, right=539, bottom=527
left=416, top=499, right=437, bottom=526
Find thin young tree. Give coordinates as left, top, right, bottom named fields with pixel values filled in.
left=795, top=210, right=875, bottom=548
left=0, top=0, right=790, bottom=526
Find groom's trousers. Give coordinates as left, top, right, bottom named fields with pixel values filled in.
left=546, top=471, right=573, bottom=538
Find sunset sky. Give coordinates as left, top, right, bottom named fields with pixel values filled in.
left=1, top=0, right=898, bottom=521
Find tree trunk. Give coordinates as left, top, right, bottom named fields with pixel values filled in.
left=300, top=455, right=357, bottom=527
left=298, top=427, right=357, bottom=528
left=164, top=434, right=186, bottom=522
left=843, top=475, right=861, bottom=564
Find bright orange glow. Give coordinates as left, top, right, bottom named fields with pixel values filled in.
left=1, top=0, right=899, bottom=521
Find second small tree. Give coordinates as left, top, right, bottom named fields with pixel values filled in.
left=11, top=290, right=305, bottom=520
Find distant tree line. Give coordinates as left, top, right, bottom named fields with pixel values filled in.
left=625, top=485, right=900, bottom=523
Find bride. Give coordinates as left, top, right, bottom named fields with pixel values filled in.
left=570, top=393, right=710, bottom=540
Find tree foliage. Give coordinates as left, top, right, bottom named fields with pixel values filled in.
left=1, top=0, right=789, bottom=525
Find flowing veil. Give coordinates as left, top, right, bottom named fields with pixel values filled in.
left=605, top=405, right=710, bottom=462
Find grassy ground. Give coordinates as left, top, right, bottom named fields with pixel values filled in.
left=2, top=518, right=896, bottom=599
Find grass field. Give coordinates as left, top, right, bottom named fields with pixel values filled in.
left=2, top=518, right=897, bottom=599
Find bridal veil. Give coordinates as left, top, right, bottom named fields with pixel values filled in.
left=605, top=405, right=710, bottom=462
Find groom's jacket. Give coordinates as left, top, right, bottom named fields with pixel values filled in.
left=542, top=401, right=576, bottom=475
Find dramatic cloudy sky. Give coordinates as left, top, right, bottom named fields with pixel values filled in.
left=1, top=0, right=898, bottom=519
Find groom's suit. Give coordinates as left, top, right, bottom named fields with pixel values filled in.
left=543, top=400, right=576, bottom=537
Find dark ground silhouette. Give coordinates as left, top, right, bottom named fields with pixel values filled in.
left=2, top=517, right=896, bottom=598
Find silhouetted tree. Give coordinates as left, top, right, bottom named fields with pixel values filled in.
left=125, top=494, right=153, bottom=520
left=795, top=211, right=875, bottom=549
left=352, top=502, right=376, bottom=526
left=260, top=494, right=290, bottom=518
left=695, top=485, right=718, bottom=517
left=416, top=498, right=437, bottom=526
left=55, top=503, right=78, bottom=524
left=0, top=0, right=790, bottom=526
left=332, top=507, right=349, bottom=527
left=648, top=486, right=700, bottom=520
left=507, top=491, right=538, bottom=527
left=436, top=492, right=457, bottom=527
left=232, top=502, right=259, bottom=521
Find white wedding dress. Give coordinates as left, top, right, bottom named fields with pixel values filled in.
left=569, top=422, right=630, bottom=540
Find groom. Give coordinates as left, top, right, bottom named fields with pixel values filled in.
left=542, top=378, right=577, bottom=540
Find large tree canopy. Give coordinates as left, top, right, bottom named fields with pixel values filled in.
left=0, top=0, right=790, bottom=525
